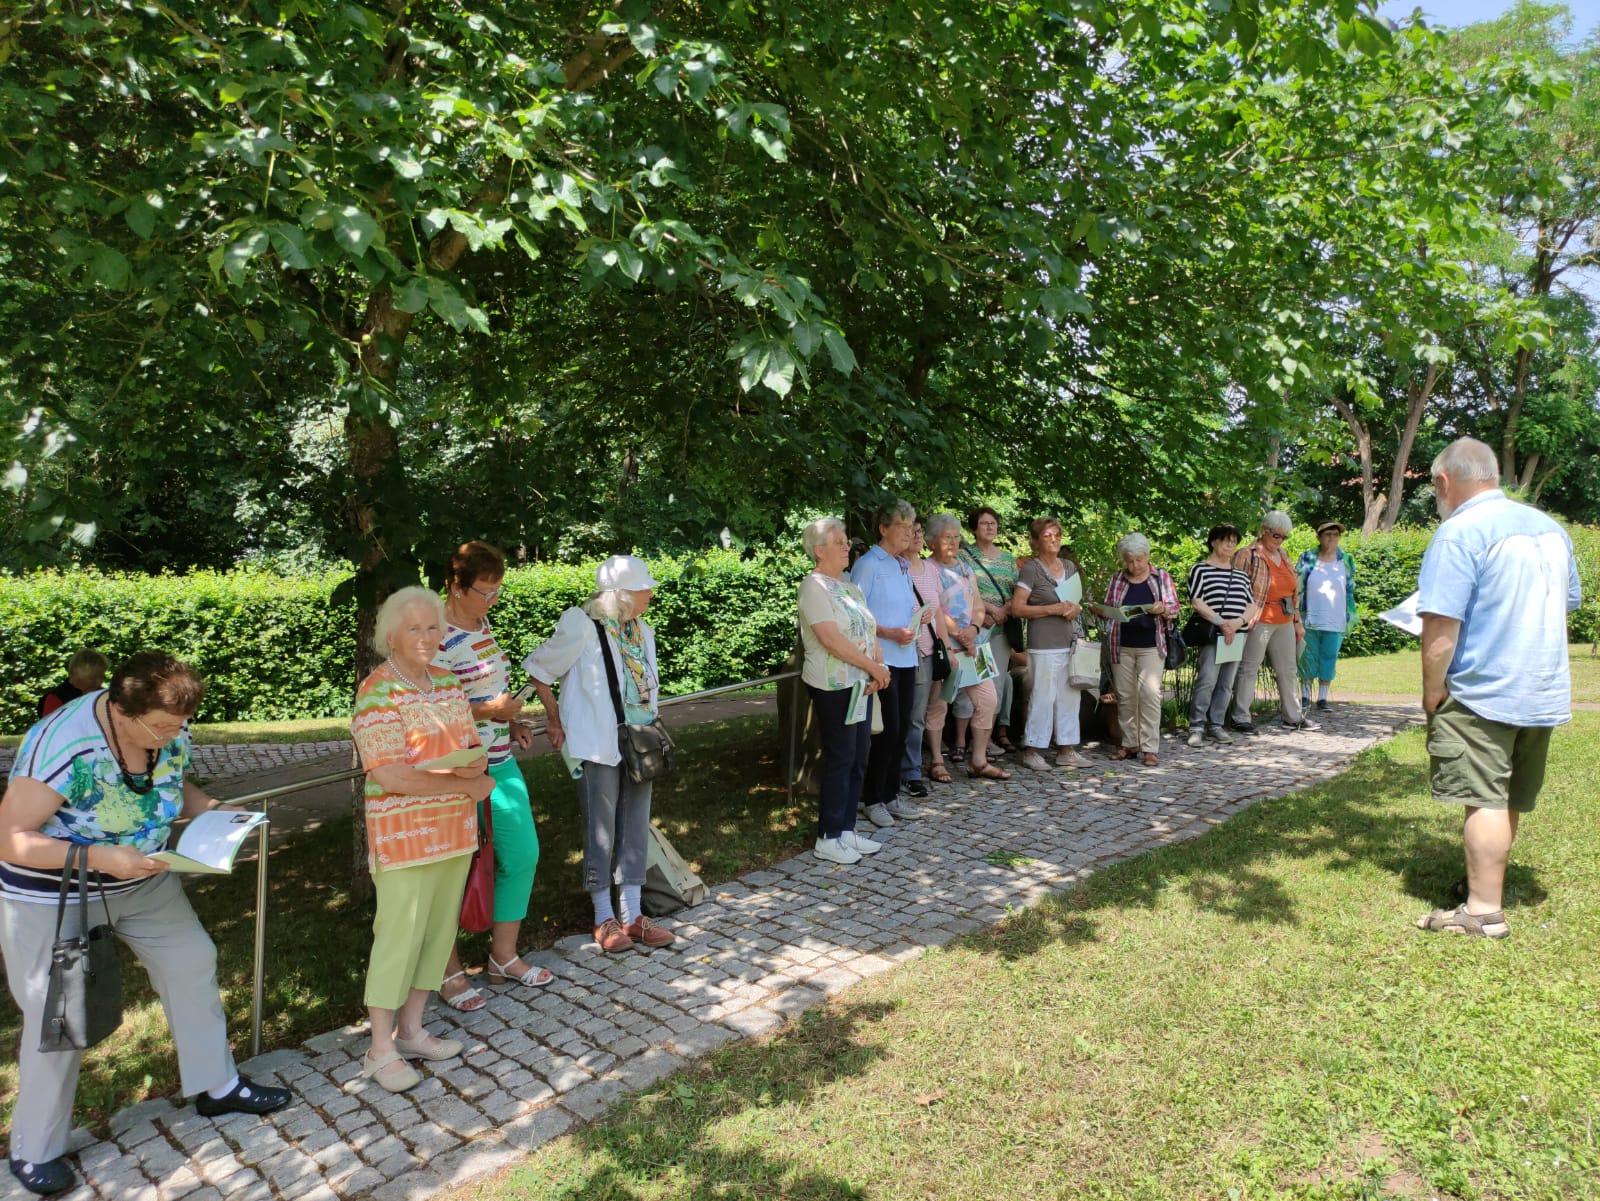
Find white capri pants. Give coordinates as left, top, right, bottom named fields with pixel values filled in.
left=1023, top=651, right=1082, bottom=750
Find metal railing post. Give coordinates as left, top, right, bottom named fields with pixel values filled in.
left=251, top=809, right=269, bottom=1058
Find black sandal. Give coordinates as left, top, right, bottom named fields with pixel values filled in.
left=950, top=745, right=967, bottom=764
left=9, top=1156, right=75, bottom=1197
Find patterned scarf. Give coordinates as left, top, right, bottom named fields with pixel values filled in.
left=604, top=617, right=654, bottom=708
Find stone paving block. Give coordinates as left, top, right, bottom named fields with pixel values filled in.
left=371, top=1170, right=443, bottom=1201
left=560, top=1078, right=626, bottom=1121
left=397, top=1120, right=460, bottom=1162
left=612, top=1047, right=687, bottom=1092
left=335, top=1167, right=387, bottom=1197
left=303, top=1026, right=368, bottom=1056
left=500, top=1106, right=575, bottom=1154
left=668, top=1022, right=741, bottom=1059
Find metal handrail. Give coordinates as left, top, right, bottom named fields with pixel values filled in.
left=214, top=669, right=800, bottom=1056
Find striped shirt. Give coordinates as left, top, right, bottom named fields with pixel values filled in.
left=1186, top=562, right=1254, bottom=627
left=2, top=691, right=191, bottom=903
left=434, top=620, right=513, bottom=766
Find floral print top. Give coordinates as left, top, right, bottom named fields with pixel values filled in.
left=797, top=571, right=879, bottom=690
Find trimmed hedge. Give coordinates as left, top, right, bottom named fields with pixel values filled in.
left=4, top=528, right=1596, bottom=734
left=0, top=551, right=807, bottom=734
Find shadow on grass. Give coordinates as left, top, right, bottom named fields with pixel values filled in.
left=525, top=1001, right=896, bottom=1201
left=981, top=736, right=1546, bottom=961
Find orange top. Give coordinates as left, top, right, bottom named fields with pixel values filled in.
left=350, top=663, right=480, bottom=871
left=1259, top=553, right=1298, bottom=625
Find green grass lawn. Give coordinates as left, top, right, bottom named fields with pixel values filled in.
left=470, top=716, right=1600, bottom=1201
left=1331, top=642, right=1600, bottom=704
left=0, top=714, right=809, bottom=1131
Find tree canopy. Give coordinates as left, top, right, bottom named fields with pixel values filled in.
left=2, top=1, right=1595, bottom=615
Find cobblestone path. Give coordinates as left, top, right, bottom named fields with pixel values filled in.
left=2, top=705, right=1416, bottom=1201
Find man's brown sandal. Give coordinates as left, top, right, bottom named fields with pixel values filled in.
left=1415, top=906, right=1509, bottom=939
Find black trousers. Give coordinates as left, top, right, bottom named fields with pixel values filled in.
left=807, top=684, right=871, bottom=838
left=862, top=665, right=918, bottom=806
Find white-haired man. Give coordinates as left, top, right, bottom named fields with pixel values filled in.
left=1415, top=437, right=1580, bottom=939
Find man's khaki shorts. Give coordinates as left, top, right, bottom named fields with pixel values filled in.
left=1427, top=696, right=1552, bottom=813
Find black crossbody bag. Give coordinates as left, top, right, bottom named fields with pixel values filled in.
left=909, top=579, right=951, bottom=681
left=40, top=843, right=124, bottom=1052
left=592, top=620, right=677, bottom=784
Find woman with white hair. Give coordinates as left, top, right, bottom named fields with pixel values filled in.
left=797, top=517, right=891, bottom=866
left=1228, top=512, right=1317, bottom=733
left=524, top=556, right=677, bottom=952
left=350, top=586, right=489, bottom=1092
left=923, top=513, right=1009, bottom=781
left=1096, top=533, right=1179, bottom=766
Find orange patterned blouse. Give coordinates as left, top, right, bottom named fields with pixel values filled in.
left=350, top=663, right=481, bottom=871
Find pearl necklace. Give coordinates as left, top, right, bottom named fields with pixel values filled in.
left=385, top=657, right=438, bottom=700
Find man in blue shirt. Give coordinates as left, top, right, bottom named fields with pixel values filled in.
left=849, top=498, right=921, bottom=828
left=1416, top=437, right=1581, bottom=940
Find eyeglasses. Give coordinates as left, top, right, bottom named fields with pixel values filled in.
left=471, top=584, right=502, bottom=602
left=134, top=714, right=186, bottom=742
left=1265, top=531, right=1287, bottom=540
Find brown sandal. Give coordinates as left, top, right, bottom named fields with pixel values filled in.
left=1112, top=748, right=1136, bottom=761
left=1415, top=905, right=1509, bottom=939
left=1141, top=753, right=1159, bottom=767
left=929, top=762, right=953, bottom=783
left=969, top=761, right=1011, bottom=781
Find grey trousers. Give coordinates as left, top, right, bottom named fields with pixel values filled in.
left=1230, top=622, right=1304, bottom=725
left=1189, top=640, right=1242, bottom=732
left=0, top=872, right=236, bottom=1162
left=577, top=761, right=653, bottom=891
left=901, top=652, right=933, bottom=782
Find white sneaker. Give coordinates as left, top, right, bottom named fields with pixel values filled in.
left=1186, top=730, right=1203, bottom=748
left=843, top=829, right=882, bottom=855
left=1022, top=750, right=1051, bottom=772
left=1208, top=727, right=1234, bottom=744
left=885, top=797, right=916, bottom=819
left=865, top=802, right=896, bottom=827
left=1055, top=749, right=1090, bottom=768
left=814, top=836, right=861, bottom=865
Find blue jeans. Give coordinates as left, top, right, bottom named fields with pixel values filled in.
left=1190, top=639, right=1241, bottom=732
left=901, top=653, right=932, bottom=782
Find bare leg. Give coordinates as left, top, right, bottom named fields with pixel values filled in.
left=969, top=725, right=993, bottom=769
left=1463, top=807, right=1519, bottom=913
left=440, top=946, right=470, bottom=1001
left=489, top=920, right=524, bottom=971
left=367, top=1006, right=397, bottom=1058
left=392, top=989, right=432, bottom=1042
left=954, top=715, right=970, bottom=755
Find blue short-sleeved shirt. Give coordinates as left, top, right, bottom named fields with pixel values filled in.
left=1417, top=490, right=1581, bottom=727
left=848, top=545, right=918, bottom=669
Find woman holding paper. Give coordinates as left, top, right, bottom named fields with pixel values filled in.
left=351, top=587, right=490, bottom=1093
left=1184, top=525, right=1257, bottom=748
left=924, top=514, right=1008, bottom=781
left=433, top=540, right=550, bottom=1013
left=1010, top=517, right=1090, bottom=772
left=522, top=556, right=678, bottom=951
left=1098, top=534, right=1180, bottom=766
left=0, top=652, right=291, bottom=1196
left=796, top=518, right=891, bottom=866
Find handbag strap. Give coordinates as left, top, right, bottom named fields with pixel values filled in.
left=908, top=578, right=947, bottom=653
left=591, top=619, right=627, bottom=726
left=52, top=844, right=79, bottom=944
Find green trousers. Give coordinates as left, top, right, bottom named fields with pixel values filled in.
left=365, top=852, right=472, bottom=1009
left=487, top=756, right=540, bottom=923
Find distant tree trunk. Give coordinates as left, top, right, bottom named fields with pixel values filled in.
left=1330, top=392, right=1385, bottom=535
left=1379, top=362, right=1438, bottom=530
left=1499, top=344, right=1534, bottom=484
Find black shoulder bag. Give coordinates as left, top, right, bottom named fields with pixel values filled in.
left=1156, top=569, right=1187, bottom=671
left=969, top=551, right=1026, bottom=652
left=40, top=843, right=124, bottom=1052
left=909, top=579, right=951, bottom=682
left=592, top=620, right=677, bottom=784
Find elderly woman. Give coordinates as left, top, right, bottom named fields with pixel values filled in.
left=1, top=653, right=290, bottom=1195
left=797, top=519, right=891, bottom=864
left=1229, top=512, right=1318, bottom=732
left=1010, top=517, right=1090, bottom=772
left=1185, top=524, right=1257, bottom=748
left=351, top=587, right=487, bottom=1093
left=524, top=556, right=678, bottom=951
left=924, top=514, right=1010, bottom=781
left=959, top=507, right=1022, bottom=753
left=1096, top=534, right=1180, bottom=766
left=433, top=541, right=551, bottom=1014
left=900, top=519, right=944, bottom=797
left=1296, top=521, right=1358, bottom=714
left=848, top=499, right=921, bottom=827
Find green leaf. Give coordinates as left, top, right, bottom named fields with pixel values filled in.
left=332, top=205, right=381, bottom=257
left=222, top=228, right=270, bottom=284
left=393, top=276, right=431, bottom=314
left=267, top=223, right=316, bottom=270
left=125, top=196, right=157, bottom=240
left=90, top=246, right=131, bottom=291
left=821, top=326, right=857, bottom=375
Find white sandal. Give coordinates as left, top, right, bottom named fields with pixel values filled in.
left=438, top=970, right=487, bottom=1012
left=487, top=954, right=554, bottom=988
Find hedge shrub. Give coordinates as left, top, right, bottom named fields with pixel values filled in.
left=0, top=551, right=807, bottom=733
left=4, top=529, right=1595, bottom=734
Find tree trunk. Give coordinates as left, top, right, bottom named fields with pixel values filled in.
left=1261, top=433, right=1281, bottom=509
left=1379, top=362, right=1437, bottom=530
left=1330, top=392, right=1384, bottom=535
left=1499, top=344, right=1533, bottom=484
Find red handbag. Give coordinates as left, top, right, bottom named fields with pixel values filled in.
left=459, top=798, right=495, bottom=933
